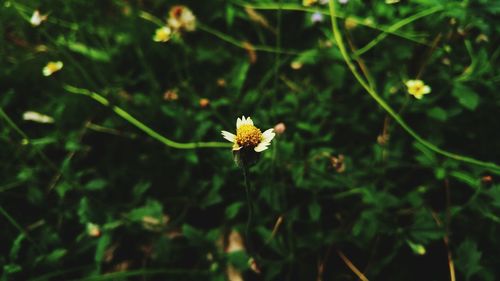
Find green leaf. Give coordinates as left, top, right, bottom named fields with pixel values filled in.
left=56, top=37, right=112, bottom=62
left=455, top=239, right=482, bottom=281
left=128, top=199, right=163, bottom=222
left=225, top=202, right=244, bottom=219
left=427, top=107, right=447, bottom=121
left=3, top=264, right=21, bottom=274
left=486, top=184, right=500, bottom=208
left=45, top=248, right=67, bottom=264
left=85, top=179, right=107, bottom=190
left=452, top=82, right=479, bottom=110
left=182, top=224, right=204, bottom=241
left=230, top=61, right=250, bottom=95
left=9, top=234, right=25, bottom=260
left=227, top=251, right=250, bottom=271
left=132, top=181, right=151, bottom=199
left=95, top=233, right=111, bottom=264
left=449, top=171, right=479, bottom=189
left=308, top=201, right=321, bottom=221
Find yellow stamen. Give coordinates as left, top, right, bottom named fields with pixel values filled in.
left=236, top=124, right=262, bottom=147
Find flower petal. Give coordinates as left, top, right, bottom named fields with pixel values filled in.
left=221, top=130, right=236, bottom=143
left=254, top=142, right=270, bottom=152
left=422, top=85, right=431, bottom=94
left=236, top=117, right=242, bottom=129
left=244, top=116, right=254, bottom=126
left=405, top=80, right=417, bottom=88
left=262, top=128, right=276, bottom=143
left=232, top=143, right=242, bottom=151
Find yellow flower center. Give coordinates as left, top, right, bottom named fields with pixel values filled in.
left=236, top=124, right=263, bottom=147
left=411, top=85, right=422, bottom=95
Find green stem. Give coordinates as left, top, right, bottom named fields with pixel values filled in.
left=327, top=0, right=500, bottom=174
left=63, top=85, right=231, bottom=150
left=242, top=165, right=257, bottom=262
left=232, top=0, right=430, bottom=46
left=354, top=6, right=444, bottom=57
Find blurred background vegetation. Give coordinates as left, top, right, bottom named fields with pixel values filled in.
left=1, top=0, right=500, bottom=280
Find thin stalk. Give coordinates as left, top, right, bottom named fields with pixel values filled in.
left=232, top=0, right=431, bottom=46
left=242, top=165, right=255, bottom=259
left=63, top=85, right=231, bottom=150
left=327, top=0, right=500, bottom=174
left=354, top=6, right=444, bottom=57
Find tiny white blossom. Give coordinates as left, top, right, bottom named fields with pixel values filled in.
left=221, top=116, right=275, bottom=152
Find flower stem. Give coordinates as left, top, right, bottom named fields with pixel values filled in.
left=242, top=165, right=256, bottom=260
left=63, top=85, right=231, bottom=150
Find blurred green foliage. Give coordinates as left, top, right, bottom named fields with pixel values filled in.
left=1, top=0, right=500, bottom=280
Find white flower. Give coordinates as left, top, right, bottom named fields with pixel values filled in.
left=167, top=5, right=196, bottom=32
left=22, top=111, right=54, bottom=124
left=311, top=12, right=324, bottom=23
left=221, top=116, right=275, bottom=152
left=30, top=10, right=48, bottom=26
left=405, top=79, right=431, bottom=99
left=42, top=61, right=63, bottom=76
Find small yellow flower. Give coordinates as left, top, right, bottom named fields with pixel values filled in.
left=168, top=5, right=196, bottom=32
left=405, top=79, right=431, bottom=99
left=153, top=26, right=172, bottom=42
left=221, top=116, right=275, bottom=152
left=30, top=10, right=48, bottom=27
left=42, top=61, right=63, bottom=76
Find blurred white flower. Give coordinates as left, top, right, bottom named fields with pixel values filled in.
left=274, top=122, right=286, bottom=135
left=221, top=116, right=275, bottom=152
left=30, top=10, right=48, bottom=26
left=42, top=61, right=63, bottom=76
left=339, top=0, right=349, bottom=4
left=22, top=111, right=54, bottom=124
left=168, top=5, right=196, bottom=32
left=311, top=12, right=324, bottom=23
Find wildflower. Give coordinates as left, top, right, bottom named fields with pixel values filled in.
left=274, top=122, right=286, bottom=135
left=168, top=5, right=196, bottom=32
left=87, top=222, right=101, bottom=237
left=153, top=26, right=172, bottom=42
left=163, top=89, right=178, bottom=101
left=42, top=61, right=63, bottom=76
left=22, top=111, right=54, bottom=124
left=330, top=154, right=345, bottom=173
left=405, top=79, right=431, bottom=99
left=221, top=116, right=275, bottom=152
left=30, top=10, right=48, bottom=26
left=339, top=0, right=349, bottom=4
left=311, top=12, right=324, bottom=24
left=290, top=61, right=303, bottom=70
left=199, top=98, right=210, bottom=108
